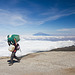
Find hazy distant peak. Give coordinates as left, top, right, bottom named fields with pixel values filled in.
left=33, top=32, right=50, bottom=36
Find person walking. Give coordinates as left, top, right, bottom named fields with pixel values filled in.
left=7, top=35, right=21, bottom=66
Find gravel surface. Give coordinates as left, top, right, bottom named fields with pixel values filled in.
left=0, top=46, right=75, bottom=75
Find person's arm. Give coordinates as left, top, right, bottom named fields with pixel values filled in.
left=14, top=38, right=17, bottom=46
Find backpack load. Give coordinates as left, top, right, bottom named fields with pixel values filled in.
left=8, top=45, right=15, bottom=52
left=7, top=34, right=20, bottom=45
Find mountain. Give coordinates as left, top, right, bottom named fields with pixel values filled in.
left=33, top=32, right=50, bottom=36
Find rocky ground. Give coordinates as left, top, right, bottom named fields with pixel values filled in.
left=0, top=46, right=75, bottom=75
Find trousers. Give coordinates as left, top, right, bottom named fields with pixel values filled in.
left=10, top=52, right=19, bottom=64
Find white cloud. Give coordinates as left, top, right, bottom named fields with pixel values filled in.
left=0, top=9, right=27, bottom=26
left=41, top=7, right=59, bottom=16
left=39, top=8, right=75, bottom=24
left=57, top=28, right=75, bottom=31
left=10, top=15, right=27, bottom=26
left=22, top=8, right=75, bottom=26
left=0, top=7, right=75, bottom=26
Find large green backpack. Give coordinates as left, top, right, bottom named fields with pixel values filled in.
left=7, top=34, right=20, bottom=44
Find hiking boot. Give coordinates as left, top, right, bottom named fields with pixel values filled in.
left=9, top=63, right=13, bottom=66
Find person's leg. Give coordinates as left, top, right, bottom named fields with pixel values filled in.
left=9, top=52, right=15, bottom=66
left=14, top=53, right=20, bottom=62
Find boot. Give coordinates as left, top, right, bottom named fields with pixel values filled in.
left=9, top=63, right=13, bottom=66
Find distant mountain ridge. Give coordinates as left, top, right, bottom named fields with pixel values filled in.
left=33, top=32, right=75, bottom=36
left=33, top=32, right=50, bottom=36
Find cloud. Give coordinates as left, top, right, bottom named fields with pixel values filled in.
left=0, top=7, right=75, bottom=27
left=0, top=9, right=27, bottom=26
left=39, top=8, right=75, bottom=24
left=57, top=28, right=75, bottom=32
left=10, top=15, right=27, bottom=26
left=56, top=28, right=75, bottom=36
left=22, top=7, right=75, bottom=26
left=0, top=9, right=40, bottom=26
left=41, top=7, right=59, bottom=16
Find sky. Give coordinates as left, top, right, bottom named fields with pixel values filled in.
left=0, top=0, right=75, bottom=36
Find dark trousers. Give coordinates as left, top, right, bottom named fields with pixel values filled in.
left=10, top=52, right=19, bottom=64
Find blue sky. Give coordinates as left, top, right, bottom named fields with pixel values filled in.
left=0, top=0, right=75, bottom=35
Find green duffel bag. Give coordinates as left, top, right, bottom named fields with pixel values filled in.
left=7, top=34, right=20, bottom=44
